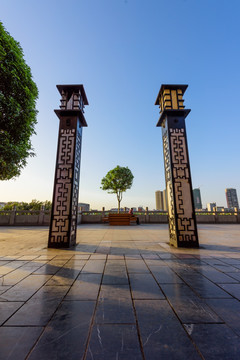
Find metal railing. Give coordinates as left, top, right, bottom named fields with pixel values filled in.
left=0, top=209, right=239, bottom=225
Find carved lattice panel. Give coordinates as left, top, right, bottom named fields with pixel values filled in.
left=163, top=131, right=176, bottom=244
left=170, top=128, right=197, bottom=243
left=49, top=129, right=75, bottom=244
left=70, top=128, right=82, bottom=244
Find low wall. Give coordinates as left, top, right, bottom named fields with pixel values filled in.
left=0, top=210, right=50, bottom=226
left=0, top=210, right=239, bottom=226
left=196, top=213, right=240, bottom=224
left=80, top=211, right=240, bottom=225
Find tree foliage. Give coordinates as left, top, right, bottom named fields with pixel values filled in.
left=2, top=200, right=52, bottom=211
left=0, top=22, right=38, bottom=180
left=101, top=165, right=134, bottom=212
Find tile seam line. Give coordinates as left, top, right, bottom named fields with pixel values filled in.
left=82, top=254, right=108, bottom=360
left=24, top=259, right=85, bottom=359
left=159, top=260, right=235, bottom=321
left=0, top=260, right=52, bottom=290
left=142, top=257, right=205, bottom=360
left=171, top=260, right=240, bottom=301
left=125, top=254, right=146, bottom=360
left=1, top=265, right=63, bottom=325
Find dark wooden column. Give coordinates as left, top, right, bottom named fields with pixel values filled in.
left=155, top=84, right=199, bottom=248
left=48, top=85, right=88, bottom=248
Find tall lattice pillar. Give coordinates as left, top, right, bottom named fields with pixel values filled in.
left=155, top=84, right=199, bottom=248
left=48, top=85, right=88, bottom=248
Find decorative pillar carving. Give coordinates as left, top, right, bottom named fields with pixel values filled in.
left=48, top=85, right=88, bottom=248
left=155, top=84, right=199, bottom=248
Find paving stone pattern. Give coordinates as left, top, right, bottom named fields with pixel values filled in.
left=0, top=224, right=240, bottom=359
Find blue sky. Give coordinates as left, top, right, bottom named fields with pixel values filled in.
left=1, top=0, right=240, bottom=209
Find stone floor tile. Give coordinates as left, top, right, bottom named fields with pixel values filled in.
left=86, top=324, right=143, bottom=360
left=175, top=272, right=232, bottom=298
left=0, top=301, right=24, bottom=325
left=144, top=259, right=167, bottom=266
left=0, top=275, right=51, bottom=301
left=218, top=283, right=240, bottom=300
left=0, top=285, right=11, bottom=295
left=194, top=264, right=239, bottom=284
left=0, top=261, right=28, bottom=275
left=95, top=295, right=135, bottom=324
left=1, top=224, right=240, bottom=359
left=129, top=273, right=165, bottom=299
left=17, top=255, right=40, bottom=260
left=64, top=259, right=87, bottom=269
left=141, top=254, right=160, bottom=260
left=103, top=260, right=128, bottom=285
left=125, top=254, right=142, bottom=259
left=219, top=258, right=240, bottom=265
left=126, top=259, right=150, bottom=273
left=1, top=268, right=37, bottom=286
left=104, top=259, right=126, bottom=271
left=111, top=248, right=141, bottom=255
left=135, top=300, right=201, bottom=360
left=0, top=326, right=43, bottom=360
left=0, top=260, right=12, bottom=266
left=52, top=255, right=73, bottom=260
left=107, top=255, right=125, bottom=260
left=102, top=271, right=128, bottom=285
left=158, top=253, right=178, bottom=260
left=71, top=254, right=90, bottom=259
left=185, top=323, right=240, bottom=360
left=161, top=284, right=221, bottom=323
left=100, top=284, right=132, bottom=299
left=46, top=268, right=81, bottom=286
left=227, top=272, right=240, bottom=281
left=82, top=260, right=105, bottom=273
left=35, top=255, right=56, bottom=260
left=0, top=256, right=21, bottom=261
left=0, top=270, right=27, bottom=287
left=203, top=259, right=239, bottom=273
left=97, top=284, right=133, bottom=323
left=90, top=254, right=107, bottom=260
left=150, top=266, right=183, bottom=284
left=65, top=273, right=102, bottom=300
left=5, top=285, right=69, bottom=326
left=33, top=262, right=63, bottom=275
left=206, top=298, right=240, bottom=336
left=28, top=301, right=95, bottom=360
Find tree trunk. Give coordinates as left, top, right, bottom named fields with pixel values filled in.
left=117, top=192, right=122, bottom=213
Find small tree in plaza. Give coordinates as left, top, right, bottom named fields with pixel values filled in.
left=101, top=165, right=134, bottom=212
left=0, top=22, right=38, bottom=180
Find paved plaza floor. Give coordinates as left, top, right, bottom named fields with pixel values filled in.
left=0, top=224, right=240, bottom=359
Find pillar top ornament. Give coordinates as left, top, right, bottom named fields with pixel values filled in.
left=54, top=84, right=89, bottom=127
left=155, top=84, right=190, bottom=127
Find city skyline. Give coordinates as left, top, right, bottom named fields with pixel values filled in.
left=1, top=185, right=238, bottom=211
left=1, top=0, right=240, bottom=210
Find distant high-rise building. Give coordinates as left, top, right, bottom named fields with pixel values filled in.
left=155, top=191, right=164, bottom=210
left=163, top=189, right=168, bottom=212
left=225, top=188, right=239, bottom=209
left=207, top=203, right=216, bottom=212
left=78, top=203, right=90, bottom=211
left=155, top=190, right=168, bottom=211
left=193, top=188, right=202, bottom=209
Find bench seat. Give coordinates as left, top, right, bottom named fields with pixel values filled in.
left=102, top=213, right=137, bottom=225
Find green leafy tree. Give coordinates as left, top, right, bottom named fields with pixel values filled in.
left=0, top=22, right=38, bottom=180
left=28, top=199, right=43, bottom=210
left=101, top=165, right=134, bottom=212
left=43, top=200, right=52, bottom=210
left=2, top=200, right=52, bottom=211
